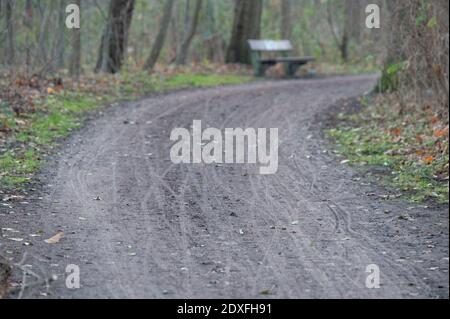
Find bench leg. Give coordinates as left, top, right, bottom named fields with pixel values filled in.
left=284, top=62, right=301, bottom=77
left=255, top=63, right=265, bottom=77
left=254, top=63, right=272, bottom=77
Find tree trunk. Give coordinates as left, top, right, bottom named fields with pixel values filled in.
left=69, top=0, right=82, bottom=78
left=205, top=0, right=217, bottom=62
left=348, top=0, right=361, bottom=41
left=225, top=0, right=262, bottom=65
left=340, top=31, right=349, bottom=62
left=169, top=2, right=179, bottom=59
left=378, top=0, right=405, bottom=93
left=144, top=0, right=175, bottom=70
left=55, top=0, right=67, bottom=69
left=340, top=0, right=354, bottom=63
left=280, top=0, right=292, bottom=39
left=96, top=0, right=136, bottom=73
left=384, top=0, right=403, bottom=66
left=4, top=0, right=15, bottom=66
left=326, top=0, right=350, bottom=63
left=38, top=3, right=51, bottom=67
left=23, top=0, right=33, bottom=72
left=183, top=0, right=191, bottom=31
left=175, top=0, right=202, bottom=65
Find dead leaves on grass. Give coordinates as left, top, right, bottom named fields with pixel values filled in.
left=433, top=128, right=449, bottom=138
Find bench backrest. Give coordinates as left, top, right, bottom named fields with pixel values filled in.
left=248, top=40, right=293, bottom=52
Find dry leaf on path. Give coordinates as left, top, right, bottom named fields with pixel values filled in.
left=44, top=232, right=64, bottom=244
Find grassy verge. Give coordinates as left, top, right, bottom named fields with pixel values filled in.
left=0, top=70, right=251, bottom=190
left=326, top=96, right=449, bottom=205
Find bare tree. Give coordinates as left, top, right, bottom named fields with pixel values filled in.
left=381, top=0, right=449, bottom=115
left=348, top=0, right=362, bottom=42
left=23, top=0, right=33, bottom=72
left=281, top=0, right=292, bottom=39
left=326, top=0, right=352, bottom=62
left=54, top=0, right=67, bottom=69
left=96, top=0, right=136, bottom=73
left=37, top=2, right=53, bottom=70
left=225, top=0, right=262, bottom=64
left=4, top=0, right=15, bottom=66
left=169, top=2, right=179, bottom=58
left=144, top=0, right=175, bottom=70
left=69, top=0, right=82, bottom=77
left=175, top=0, right=202, bottom=65
left=204, top=0, right=222, bottom=62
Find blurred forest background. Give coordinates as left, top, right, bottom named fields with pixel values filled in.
left=0, top=0, right=448, bottom=112
left=1, top=0, right=387, bottom=72
left=0, top=0, right=448, bottom=203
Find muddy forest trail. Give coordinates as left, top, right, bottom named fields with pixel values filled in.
left=2, top=75, right=448, bottom=299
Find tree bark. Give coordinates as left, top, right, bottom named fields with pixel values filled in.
left=348, top=0, right=361, bottom=41
left=340, top=0, right=355, bottom=63
left=225, top=0, right=262, bottom=65
left=378, top=0, right=406, bottom=93
left=55, top=0, right=67, bottom=69
left=169, top=2, right=179, bottom=59
left=4, top=0, right=15, bottom=66
left=23, top=0, right=33, bottom=72
left=38, top=3, right=51, bottom=67
left=144, top=0, right=175, bottom=70
left=175, top=0, right=202, bottom=65
left=384, top=0, right=403, bottom=66
left=326, top=0, right=350, bottom=62
left=280, top=0, right=292, bottom=39
left=205, top=0, right=217, bottom=62
left=69, top=0, right=82, bottom=78
left=96, top=0, right=136, bottom=73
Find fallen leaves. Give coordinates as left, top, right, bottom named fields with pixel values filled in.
left=15, top=119, right=26, bottom=126
left=422, top=156, right=434, bottom=164
left=433, top=128, right=449, bottom=138
left=259, top=289, right=272, bottom=295
left=330, top=92, right=449, bottom=203
left=430, top=115, right=440, bottom=125
left=389, top=128, right=402, bottom=136
left=44, top=231, right=64, bottom=244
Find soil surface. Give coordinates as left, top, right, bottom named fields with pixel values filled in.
left=1, top=74, right=448, bottom=299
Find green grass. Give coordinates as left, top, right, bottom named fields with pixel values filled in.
left=316, top=58, right=380, bottom=75
left=163, top=73, right=251, bottom=89
left=0, top=149, right=40, bottom=188
left=0, top=72, right=251, bottom=190
left=119, top=71, right=251, bottom=97
left=1, top=95, right=92, bottom=188
left=326, top=107, right=449, bottom=204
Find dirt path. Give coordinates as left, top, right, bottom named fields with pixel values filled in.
left=1, top=75, right=448, bottom=299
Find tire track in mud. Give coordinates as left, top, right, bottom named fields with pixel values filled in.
left=4, top=75, right=448, bottom=299
left=250, top=91, right=430, bottom=297
left=201, top=93, right=301, bottom=298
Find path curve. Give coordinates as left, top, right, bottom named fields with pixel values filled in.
left=3, top=75, right=449, bottom=299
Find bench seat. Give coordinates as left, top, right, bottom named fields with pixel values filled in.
left=260, top=56, right=315, bottom=64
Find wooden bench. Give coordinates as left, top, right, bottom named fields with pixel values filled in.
left=248, top=40, right=315, bottom=77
